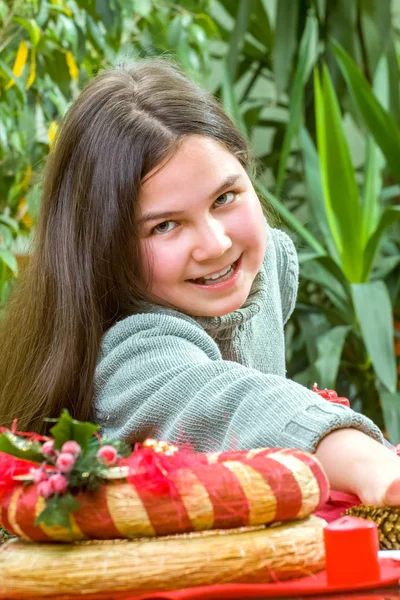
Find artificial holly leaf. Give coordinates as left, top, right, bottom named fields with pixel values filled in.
left=0, top=431, right=43, bottom=463
left=50, top=410, right=100, bottom=452
left=68, top=452, right=105, bottom=491
left=34, top=492, right=81, bottom=531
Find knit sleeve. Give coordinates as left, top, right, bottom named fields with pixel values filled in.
left=269, top=228, right=299, bottom=324
left=94, top=312, right=384, bottom=453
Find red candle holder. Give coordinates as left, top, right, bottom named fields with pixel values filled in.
left=312, top=384, right=350, bottom=407
left=324, top=516, right=380, bottom=585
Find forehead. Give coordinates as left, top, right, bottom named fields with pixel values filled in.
left=140, top=135, right=245, bottom=206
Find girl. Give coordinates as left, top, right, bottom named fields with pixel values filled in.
left=0, top=59, right=399, bottom=508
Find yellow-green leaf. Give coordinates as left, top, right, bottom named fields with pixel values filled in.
left=5, top=40, right=29, bottom=90
left=48, top=121, right=58, bottom=147
left=65, top=51, right=78, bottom=81
left=352, top=282, right=397, bottom=393
left=314, top=66, right=363, bottom=283
left=26, top=48, right=36, bottom=90
left=0, top=248, right=18, bottom=275
left=334, top=41, right=400, bottom=183
left=12, top=17, right=41, bottom=47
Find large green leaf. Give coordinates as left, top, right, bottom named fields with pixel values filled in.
left=272, top=0, right=298, bottom=95
left=361, top=135, right=382, bottom=248
left=298, top=313, right=328, bottom=364
left=248, top=0, right=273, bottom=53
left=329, top=0, right=357, bottom=57
left=256, top=182, right=326, bottom=256
left=299, top=127, right=338, bottom=260
left=352, top=281, right=397, bottom=393
left=0, top=214, right=19, bottom=234
left=386, top=35, right=400, bottom=125
left=380, top=186, right=400, bottom=202
left=314, top=66, right=363, bottom=283
left=314, top=325, right=351, bottom=389
left=0, top=431, right=43, bottom=463
left=360, top=0, right=391, bottom=77
left=221, top=70, right=247, bottom=136
left=301, top=256, right=353, bottom=318
left=275, top=11, right=318, bottom=194
left=50, top=410, right=100, bottom=452
left=0, top=249, right=18, bottom=275
left=363, top=206, right=400, bottom=281
left=372, top=255, right=400, bottom=280
left=0, top=225, right=13, bottom=247
left=12, top=17, right=42, bottom=47
left=35, top=492, right=80, bottom=531
left=380, top=390, right=400, bottom=444
left=226, top=0, right=255, bottom=82
left=334, top=42, right=400, bottom=183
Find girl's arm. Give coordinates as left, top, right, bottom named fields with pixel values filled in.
left=315, top=428, right=400, bottom=506
left=94, top=312, right=382, bottom=455
left=95, top=313, right=400, bottom=504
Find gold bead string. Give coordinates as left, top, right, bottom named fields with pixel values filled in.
left=142, top=439, right=179, bottom=456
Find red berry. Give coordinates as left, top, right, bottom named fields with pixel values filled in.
left=37, top=480, right=52, bottom=499
left=49, top=473, right=68, bottom=494
left=97, top=445, right=118, bottom=466
left=56, top=452, right=76, bottom=473
left=41, top=440, right=56, bottom=457
left=61, top=441, right=81, bottom=458
left=30, top=467, right=48, bottom=483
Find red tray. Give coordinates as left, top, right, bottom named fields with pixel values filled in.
left=128, top=558, right=400, bottom=600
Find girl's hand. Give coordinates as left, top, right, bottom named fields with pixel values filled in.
left=315, top=428, right=400, bottom=506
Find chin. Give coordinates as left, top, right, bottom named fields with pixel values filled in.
left=195, top=299, right=247, bottom=318
left=212, top=305, right=244, bottom=317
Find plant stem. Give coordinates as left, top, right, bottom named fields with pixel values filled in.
left=240, top=61, right=264, bottom=103
left=356, top=2, right=372, bottom=84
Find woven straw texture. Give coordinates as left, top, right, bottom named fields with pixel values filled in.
left=0, top=515, right=325, bottom=598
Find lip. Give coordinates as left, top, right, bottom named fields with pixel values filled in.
left=189, top=255, right=242, bottom=291
left=197, top=261, right=236, bottom=280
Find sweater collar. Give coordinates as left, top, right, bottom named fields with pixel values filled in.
left=194, top=265, right=267, bottom=333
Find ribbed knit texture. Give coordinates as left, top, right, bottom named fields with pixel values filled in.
left=94, top=223, right=383, bottom=452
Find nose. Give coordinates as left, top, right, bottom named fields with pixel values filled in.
left=191, top=218, right=232, bottom=262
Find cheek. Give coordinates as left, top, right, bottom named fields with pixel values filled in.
left=142, top=239, right=184, bottom=290
left=234, top=196, right=266, bottom=248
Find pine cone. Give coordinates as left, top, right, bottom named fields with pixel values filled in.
left=346, top=505, right=400, bottom=549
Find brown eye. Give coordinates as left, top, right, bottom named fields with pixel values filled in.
left=213, top=191, right=236, bottom=207
left=152, top=220, right=177, bottom=235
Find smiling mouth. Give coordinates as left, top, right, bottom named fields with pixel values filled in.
left=189, top=259, right=239, bottom=285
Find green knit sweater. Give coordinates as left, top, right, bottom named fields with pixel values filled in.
left=94, top=224, right=383, bottom=452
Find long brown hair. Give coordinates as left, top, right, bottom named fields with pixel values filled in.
left=0, top=59, right=252, bottom=433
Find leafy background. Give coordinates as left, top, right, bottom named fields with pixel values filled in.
left=1, top=0, right=400, bottom=439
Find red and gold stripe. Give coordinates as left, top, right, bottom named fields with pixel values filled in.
left=0, top=447, right=328, bottom=542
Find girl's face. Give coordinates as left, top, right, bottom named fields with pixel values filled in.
left=138, top=135, right=267, bottom=317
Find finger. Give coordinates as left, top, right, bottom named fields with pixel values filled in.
left=383, top=478, right=400, bottom=506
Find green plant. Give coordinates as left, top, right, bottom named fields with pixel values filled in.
left=266, top=47, right=400, bottom=436
left=0, top=212, right=19, bottom=310
left=204, top=0, right=400, bottom=439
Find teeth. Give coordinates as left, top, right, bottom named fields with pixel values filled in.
left=203, top=264, right=232, bottom=280
left=202, top=266, right=234, bottom=285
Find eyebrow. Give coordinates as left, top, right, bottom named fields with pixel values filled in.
left=138, top=174, right=242, bottom=226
